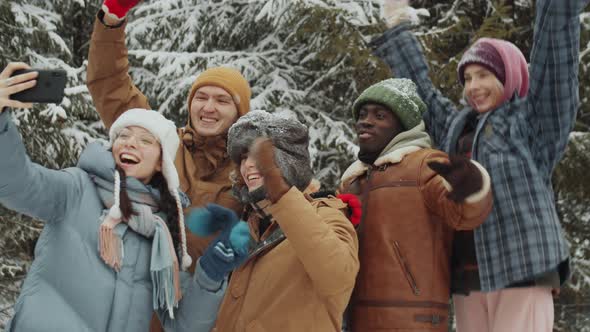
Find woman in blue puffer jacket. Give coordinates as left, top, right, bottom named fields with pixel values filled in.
left=0, top=62, right=249, bottom=332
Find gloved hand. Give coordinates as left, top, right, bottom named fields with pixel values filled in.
left=188, top=204, right=251, bottom=282
left=383, top=0, right=429, bottom=28
left=427, top=155, right=484, bottom=203
left=250, top=137, right=291, bottom=203
left=187, top=203, right=251, bottom=256
left=102, top=0, right=141, bottom=21
left=199, top=221, right=250, bottom=282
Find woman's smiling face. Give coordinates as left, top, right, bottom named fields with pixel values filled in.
left=112, top=126, right=162, bottom=184
left=240, top=153, right=264, bottom=192
left=463, top=64, right=505, bottom=114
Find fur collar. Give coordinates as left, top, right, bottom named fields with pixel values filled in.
left=341, top=121, right=431, bottom=185
left=341, top=145, right=423, bottom=185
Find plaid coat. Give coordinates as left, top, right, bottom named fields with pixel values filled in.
left=371, top=0, right=587, bottom=291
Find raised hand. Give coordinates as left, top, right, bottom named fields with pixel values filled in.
left=249, top=137, right=291, bottom=203
left=199, top=221, right=250, bottom=282
left=187, top=203, right=239, bottom=236
left=0, top=63, right=38, bottom=111
left=383, top=0, right=429, bottom=28
left=187, top=203, right=252, bottom=257
left=102, top=0, right=141, bottom=21
left=427, top=155, right=484, bottom=203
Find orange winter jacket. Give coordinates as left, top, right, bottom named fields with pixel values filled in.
left=86, top=17, right=242, bottom=258
left=213, top=188, right=359, bottom=332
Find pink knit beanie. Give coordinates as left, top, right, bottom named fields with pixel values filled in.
left=458, top=38, right=529, bottom=102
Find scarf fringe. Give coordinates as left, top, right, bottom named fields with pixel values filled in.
left=95, top=171, right=182, bottom=319
left=99, top=210, right=124, bottom=272
left=151, top=263, right=182, bottom=319
left=152, top=218, right=183, bottom=319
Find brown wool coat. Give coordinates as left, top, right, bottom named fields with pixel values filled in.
left=213, top=187, right=359, bottom=332
left=340, top=148, right=492, bottom=332
left=86, top=18, right=243, bottom=331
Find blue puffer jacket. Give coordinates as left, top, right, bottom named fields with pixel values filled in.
left=0, top=111, right=225, bottom=332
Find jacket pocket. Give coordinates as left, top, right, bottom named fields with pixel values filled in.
left=392, top=241, right=420, bottom=296
left=353, top=301, right=449, bottom=330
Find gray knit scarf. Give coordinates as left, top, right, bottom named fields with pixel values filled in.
left=91, top=175, right=182, bottom=319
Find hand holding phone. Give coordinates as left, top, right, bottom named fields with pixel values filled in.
left=0, top=62, right=38, bottom=111
left=10, top=68, right=66, bottom=104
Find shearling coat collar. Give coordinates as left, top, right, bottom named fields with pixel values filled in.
left=341, top=121, right=431, bottom=185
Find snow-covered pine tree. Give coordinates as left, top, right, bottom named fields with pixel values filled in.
left=411, top=0, right=590, bottom=130
left=1, top=0, right=589, bottom=329
left=0, top=0, right=388, bottom=325
left=554, top=132, right=590, bottom=332
left=0, top=0, right=100, bottom=326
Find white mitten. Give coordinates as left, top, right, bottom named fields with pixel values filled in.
left=383, top=0, right=430, bottom=28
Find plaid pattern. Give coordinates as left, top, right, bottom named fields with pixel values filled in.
left=371, top=0, right=587, bottom=291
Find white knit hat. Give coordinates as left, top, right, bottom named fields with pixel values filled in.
left=108, top=108, right=192, bottom=270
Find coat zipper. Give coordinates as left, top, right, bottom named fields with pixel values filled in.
left=392, top=241, right=421, bottom=296
left=356, top=167, right=373, bottom=235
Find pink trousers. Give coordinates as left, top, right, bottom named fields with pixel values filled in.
left=453, top=287, right=554, bottom=332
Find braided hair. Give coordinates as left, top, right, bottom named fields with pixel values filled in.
left=115, top=165, right=137, bottom=220
left=115, top=166, right=180, bottom=255
left=150, top=172, right=181, bottom=254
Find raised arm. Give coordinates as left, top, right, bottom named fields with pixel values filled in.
left=0, top=111, right=80, bottom=223
left=87, top=7, right=151, bottom=130
left=371, top=20, right=460, bottom=147
left=528, top=0, right=588, bottom=169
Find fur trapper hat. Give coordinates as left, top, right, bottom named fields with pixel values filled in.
left=227, top=110, right=313, bottom=192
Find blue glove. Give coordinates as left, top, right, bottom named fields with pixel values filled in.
left=188, top=204, right=252, bottom=281
left=187, top=203, right=239, bottom=236
left=199, top=221, right=250, bottom=281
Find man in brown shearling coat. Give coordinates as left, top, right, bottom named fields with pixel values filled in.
left=340, top=78, right=493, bottom=331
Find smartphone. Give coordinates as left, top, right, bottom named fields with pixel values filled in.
left=10, top=69, right=67, bottom=104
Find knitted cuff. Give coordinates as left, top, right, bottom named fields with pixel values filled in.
left=195, top=258, right=224, bottom=292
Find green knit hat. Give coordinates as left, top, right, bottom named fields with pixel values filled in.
left=352, top=78, right=426, bottom=130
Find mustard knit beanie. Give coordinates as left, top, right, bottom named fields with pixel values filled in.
left=187, top=67, right=251, bottom=118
